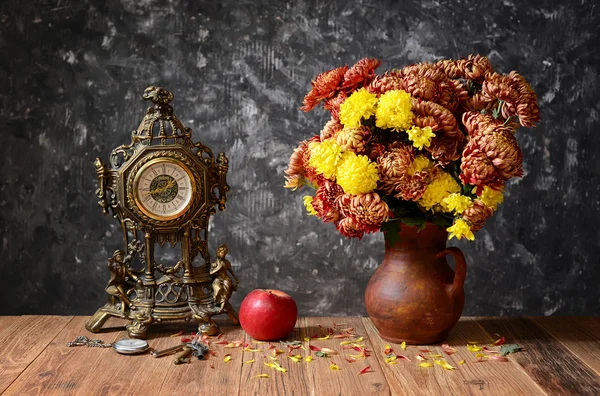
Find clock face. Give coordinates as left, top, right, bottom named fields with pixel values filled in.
left=133, top=159, right=195, bottom=220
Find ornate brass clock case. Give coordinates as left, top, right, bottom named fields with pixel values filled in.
left=86, top=86, right=238, bottom=339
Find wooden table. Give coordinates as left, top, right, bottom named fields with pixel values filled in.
left=0, top=316, right=599, bottom=395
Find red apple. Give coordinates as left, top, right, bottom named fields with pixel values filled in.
left=239, top=289, right=298, bottom=341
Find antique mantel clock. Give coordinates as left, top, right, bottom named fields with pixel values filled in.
left=86, top=86, right=238, bottom=339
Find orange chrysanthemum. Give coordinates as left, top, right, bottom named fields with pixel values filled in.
left=320, top=118, right=344, bottom=140
left=339, top=193, right=391, bottom=234
left=462, top=200, right=494, bottom=231
left=367, top=70, right=405, bottom=95
left=284, top=139, right=311, bottom=190
left=456, top=54, right=494, bottom=81
left=377, top=144, right=415, bottom=195
left=301, top=66, right=348, bottom=112
left=411, top=98, right=461, bottom=137
left=336, top=126, right=368, bottom=153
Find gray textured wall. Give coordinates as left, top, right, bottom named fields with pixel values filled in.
left=1, top=0, right=598, bottom=317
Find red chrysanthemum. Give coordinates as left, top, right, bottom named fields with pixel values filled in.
left=313, top=180, right=344, bottom=223
left=301, top=66, right=348, bottom=112
left=341, top=58, right=382, bottom=92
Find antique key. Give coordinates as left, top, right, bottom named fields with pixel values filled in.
left=150, top=344, right=185, bottom=358
left=173, top=346, right=194, bottom=365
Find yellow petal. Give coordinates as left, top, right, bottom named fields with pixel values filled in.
left=419, top=362, right=434, bottom=368
left=304, top=356, right=313, bottom=363
left=458, top=360, right=466, bottom=364
left=428, top=354, right=443, bottom=358
left=317, top=335, right=330, bottom=340
left=330, top=363, right=341, bottom=371
left=400, top=341, right=406, bottom=350
left=467, top=344, right=483, bottom=352
left=223, top=356, right=232, bottom=363
left=244, top=359, right=255, bottom=364
left=467, top=341, right=479, bottom=344
left=340, top=341, right=353, bottom=346
left=254, top=374, right=270, bottom=378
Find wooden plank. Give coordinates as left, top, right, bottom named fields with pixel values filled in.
left=363, top=317, right=546, bottom=395
left=298, top=317, right=389, bottom=395
left=0, top=315, right=73, bottom=394
left=531, top=316, right=600, bottom=375
left=0, top=317, right=21, bottom=335
left=238, top=317, right=309, bottom=396
left=158, top=318, right=246, bottom=394
left=3, top=316, right=124, bottom=395
left=475, top=316, right=600, bottom=395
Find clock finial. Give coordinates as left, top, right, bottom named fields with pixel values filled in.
left=142, top=86, right=174, bottom=104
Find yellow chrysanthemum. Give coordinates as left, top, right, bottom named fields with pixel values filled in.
left=339, top=89, right=378, bottom=128
left=418, top=172, right=461, bottom=211
left=480, top=186, right=504, bottom=210
left=447, top=219, right=475, bottom=241
left=303, top=196, right=317, bottom=216
left=407, top=154, right=434, bottom=175
left=308, top=139, right=343, bottom=179
left=441, top=193, right=473, bottom=215
left=336, top=152, right=379, bottom=195
left=407, top=125, right=436, bottom=149
left=375, top=89, right=413, bottom=131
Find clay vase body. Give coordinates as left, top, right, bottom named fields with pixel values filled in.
left=365, top=224, right=466, bottom=344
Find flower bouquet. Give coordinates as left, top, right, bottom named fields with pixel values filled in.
left=285, top=56, right=540, bottom=241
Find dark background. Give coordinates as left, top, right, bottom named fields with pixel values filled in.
left=1, top=0, right=598, bottom=317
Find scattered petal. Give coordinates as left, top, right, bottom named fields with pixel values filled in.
left=243, top=347, right=261, bottom=352
left=288, top=355, right=303, bottom=363
left=442, top=344, right=457, bottom=355
left=333, top=334, right=347, bottom=339
left=264, top=361, right=287, bottom=372
left=320, top=348, right=339, bottom=355
left=330, top=362, right=341, bottom=371
left=223, top=355, right=232, bottom=363
left=214, top=340, right=229, bottom=345
left=181, top=337, right=192, bottom=343
left=244, top=359, right=255, bottom=364
left=309, top=345, right=321, bottom=352
left=416, top=354, right=427, bottom=361
left=384, top=354, right=397, bottom=364
left=419, top=349, right=431, bottom=353
left=482, top=346, right=499, bottom=354
left=427, top=354, right=444, bottom=358
left=400, top=341, right=407, bottom=350
left=316, top=335, right=330, bottom=340
left=340, top=340, right=353, bottom=346
left=210, top=363, right=215, bottom=369
left=358, top=366, right=373, bottom=375
left=341, top=328, right=355, bottom=333
left=467, top=341, right=479, bottom=345
left=268, top=343, right=275, bottom=350
left=303, top=338, right=311, bottom=343
left=397, top=354, right=411, bottom=362
left=467, top=344, right=483, bottom=352
left=272, top=349, right=285, bottom=356
left=419, top=362, right=434, bottom=368
left=434, top=359, right=456, bottom=370
left=493, top=336, right=506, bottom=346
left=169, top=329, right=184, bottom=337
left=346, top=357, right=357, bottom=363
left=304, top=356, right=313, bottom=363
left=384, top=344, right=393, bottom=354
left=254, top=374, right=270, bottom=378
left=217, top=333, right=224, bottom=339
left=209, top=350, right=217, bottom=357
left=489, top=355, right=509, bottom=362
left=458, top=360, right=466, bottom=365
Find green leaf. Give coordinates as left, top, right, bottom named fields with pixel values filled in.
left=381, top=221, right=401, bottom=247
left=400, top=216, right=426, bottom=227
left=499, top=344, right=523, bottom=356
left=315, top=351, right=328, bottom=358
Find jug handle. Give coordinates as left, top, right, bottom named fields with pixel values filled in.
left=437, top=247, right=467, bottom=298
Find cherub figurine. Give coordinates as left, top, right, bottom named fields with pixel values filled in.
left=105, top=250, right=142, bottom=312
left=210, top=244, right=239, bottom=322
